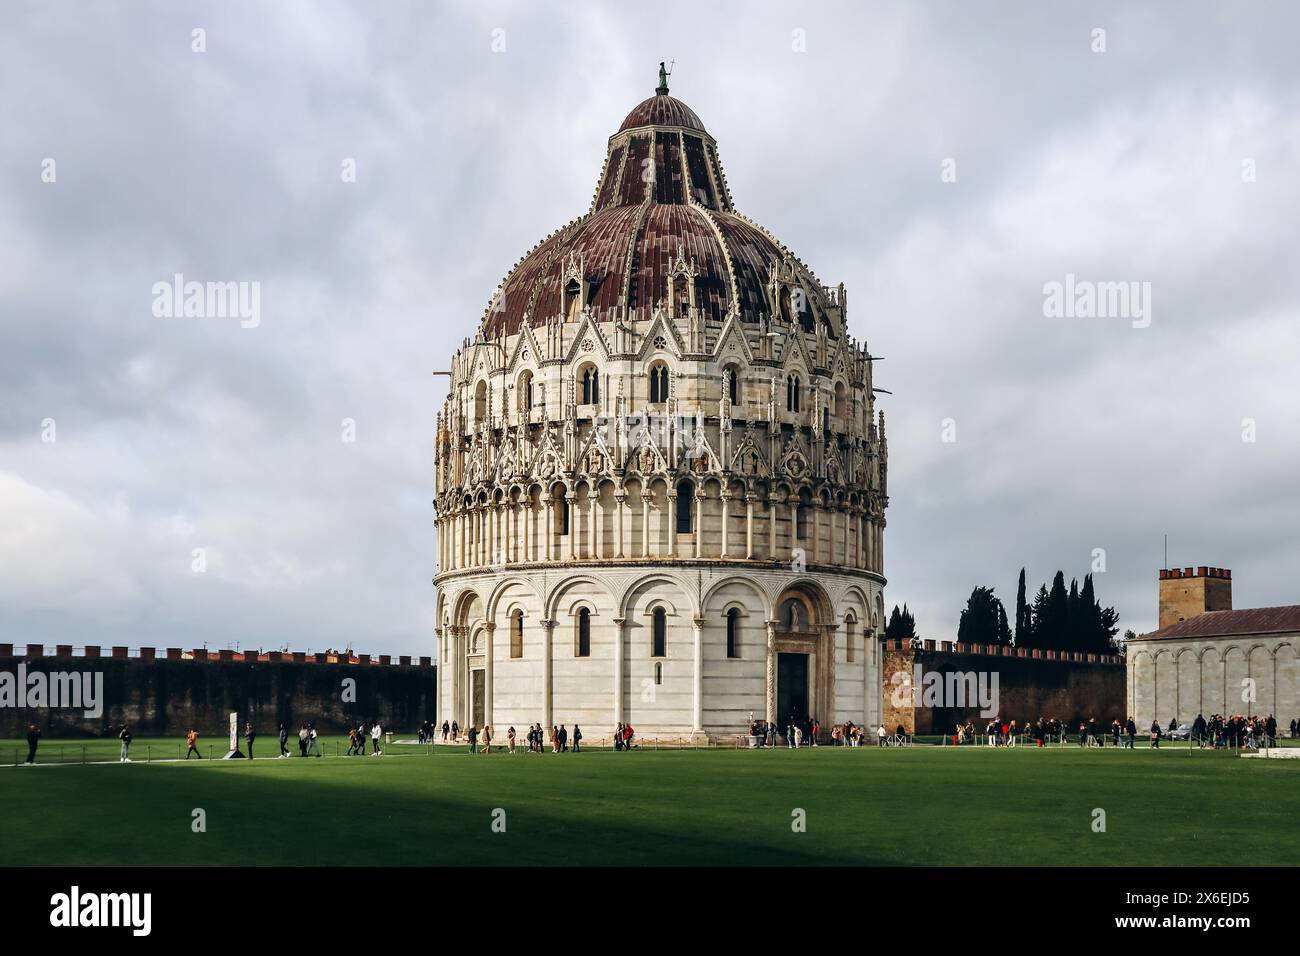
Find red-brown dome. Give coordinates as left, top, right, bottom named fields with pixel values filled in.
left=480, top=85, right=834, bottom=341
left=618, top=93, right=707, bottom=134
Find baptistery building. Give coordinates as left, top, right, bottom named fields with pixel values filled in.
left=434, top=74, right=890, bottom=743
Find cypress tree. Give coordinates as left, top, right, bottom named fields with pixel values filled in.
left=1014, top=568, right=1028, bottom=646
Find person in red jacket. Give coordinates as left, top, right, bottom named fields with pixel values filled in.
left=185, top=729, right=201, bottom=759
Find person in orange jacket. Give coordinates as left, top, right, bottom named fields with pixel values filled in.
left=185, top=729, right=201, bottom=759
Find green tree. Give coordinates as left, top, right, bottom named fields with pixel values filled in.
left=1014, top=567, right=1029, bottom=646
left=885, top=604, right=916, bottom=640
left=957, top=586, right=1013, bottom=645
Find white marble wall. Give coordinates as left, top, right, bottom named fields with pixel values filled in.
left=1127, top=632, right=1299, bottom=728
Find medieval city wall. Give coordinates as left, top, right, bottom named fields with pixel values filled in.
left=880, top=638, right=1125, bottom=735
left=0, top=645, right=436, bottom=738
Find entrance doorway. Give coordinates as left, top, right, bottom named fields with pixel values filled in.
left=777, top=652, right=809, bottom=730
left=471, top=669, right=485, bottom=727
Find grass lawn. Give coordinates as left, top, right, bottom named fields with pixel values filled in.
left=1, top=742, right=1296, bottom=866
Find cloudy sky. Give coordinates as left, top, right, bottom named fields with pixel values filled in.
left=3, top=1, right=1298, bottom=657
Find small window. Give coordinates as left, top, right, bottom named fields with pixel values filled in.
left=726, top=367, right=738, bottom=404
left=559, top=496, right=570, bottom=536
left=654, top=662, right=663, bottom=685
left=649, top=363, right=670, bottom=403
left=566, top=278, right=583, bottom=323
left=576, top=607, right=591, bottom=657
left=845, top=621, right=855, bottom=663
left=796, top=502, right=808, bottom=540
left=652, top=607, right=667, bottom=657
left=726, top=608, right=740, bottom=659
left=475, top=380, right=488, bottom=419
left=510, top=610, right=524, bottom=659
left=519, top=372, right=534, bottom=411
left=676, top=480, right=693, bottom=534
left=581, top=366, right=600, bottom=405
left=787, top=375, right=801, bottom=412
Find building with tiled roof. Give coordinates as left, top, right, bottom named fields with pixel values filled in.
left=1126, top=566, right=1299, bottom=729
left=433, top=71, right=889, bottom=743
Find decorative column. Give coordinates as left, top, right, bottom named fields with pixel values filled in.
left=541, top=618, right=555, bottom=730
left=615, top=490, right=626, bottom=558
left=483, top=622, right=495, bottom=727
left=720, top=492, right=731, bottom=558
left=667, top=494, right=676, bottom=557
left=745, top=494, right=755, bottom=559
left=765, top=620, right=777, bottom=726
left=768, top=494, right=778, bottom=558
left=693, top=494, right=704, bottom=558
left=522, top=497, right=530, bottom=562
left=449, top=626, right=462, bottom=727
left=545, top=493, right=554, bottom=562
left=692, top=615, right=705, bottom=738
left=566, top=493, right=577, bottom=560
left=640, top=489, right=650, bottom=558
left=507, top=501, right=517, bottom=563
left=612, top=616, right=625, bottom=725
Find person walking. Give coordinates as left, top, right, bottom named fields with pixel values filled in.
left=468, top=725, right=478, bottom=754
left=1150, top=719, right=1162, bottom=749
left=1125, top=716, right=1137, bottom=749
left=483, top=725, right=493, bottom=754
left=507, top=726, right=516, bottom=753
left=298, top=724, right=308, bottom=756
left=308, top=723, right=321, bottom=757
left=278, top=723, right=289, bottom=757
left=25, top=724, right=40, bottom=765
left=371, top=721, right=383, bottom=755
left=186, top=729, right=201, bottom=759
left=245, top=722, right=256, bottom=759
left=442, top=719, right=450, bottom=742
left=572, top=724, right=582, bottom=753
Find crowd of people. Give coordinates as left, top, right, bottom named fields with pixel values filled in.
left=949, top=712, right=1289, bottom=749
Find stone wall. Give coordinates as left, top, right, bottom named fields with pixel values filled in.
left=0, top=646, right=436, bottom=738
left=879, top=639, right=1125, bottom=735
left=1126, top=632, right=1299, bottom=729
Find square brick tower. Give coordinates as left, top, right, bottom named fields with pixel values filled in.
left=1158, top=566, right=1232, bottom=630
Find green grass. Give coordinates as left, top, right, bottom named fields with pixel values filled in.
left=1, top=742, right=1297, bottom=866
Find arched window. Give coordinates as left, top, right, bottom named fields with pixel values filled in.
left=651, top=607, right=667, bottom=657
left=845, top=618, right=856, bottom=663
left=510, top=609, right=524, bottom=659
left=581, top=366, right=600, bottom=405
left=725, top=367, right=738, bottom=404
left=519, top=371, right=534, bottom=411
left=559, top=495, right=570, bottom=536
left=834, top=381, right=847, bottom=418
left=822, top=406, right=830, bottom=433
left=786, top=374, right=801, bottom=412
left=649, top=363, right=670, bottom=403
left=796, top=500, right=809, bottom=540
left=654, top=662, right=663, bottom=685
left=675, top=480, right=694, bottom=534
left=674, top=274, right=690, bottom=316
left=576, top=607, right=591, bottom=657
left=565, top=278, right=583, bottom=323
left=726, top=608, right=740, bottom=659
left=474, top=380, right=488, bottom=420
